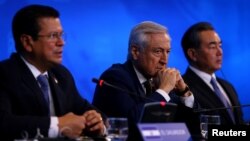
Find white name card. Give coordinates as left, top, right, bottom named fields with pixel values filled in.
left=137, top=123, right=192, bottom=141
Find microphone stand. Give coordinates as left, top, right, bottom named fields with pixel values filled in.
left=194, top=104, right=250, bottom=113
left=92, top=78, right=155, bottom=102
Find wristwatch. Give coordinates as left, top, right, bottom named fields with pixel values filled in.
left=175, top=85, right=190, bottom=96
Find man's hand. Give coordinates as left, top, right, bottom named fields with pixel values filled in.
left=175, top=71, right=187, bottom=91
left=83, top=110, right=105, bottom=136
left=155, top=68, right=179, bottom=93
left=58, top=112, right=86, bottom=139
left=175, top=71, right=192, bottom=97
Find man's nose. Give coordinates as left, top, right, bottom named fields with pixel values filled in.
left=217, top=46, right=223, bottom=56
left=159, top=56, right=167, bottom=65
left=161, top=52, right=168, bottom=62
left=56, top=38, right=65, bottom=46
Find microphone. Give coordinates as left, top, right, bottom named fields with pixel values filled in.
left=92, top=78, right=137, bottom=95
left=194, top=104, right=250, bottom=113
left=92, top=78, right=155, bottom=102
left=92, top=78, right=181, bottom=123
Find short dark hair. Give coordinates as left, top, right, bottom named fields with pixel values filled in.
left=12, top=4, right=59, bottom=53
left=181, top=22, right=214, bottom=62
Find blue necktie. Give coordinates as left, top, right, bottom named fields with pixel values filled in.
left=210, top=77, right=235, bottom=123
left=37, top=74, right=50, bottom=115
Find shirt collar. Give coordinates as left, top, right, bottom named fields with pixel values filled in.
left=189, top=65, right=216, bottom=84
left=20, top=56, right=48, bottom=78
left=133, top=65, right=147, bottom=84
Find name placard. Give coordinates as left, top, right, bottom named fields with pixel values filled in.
left=137, top=123, right=192, bottom=141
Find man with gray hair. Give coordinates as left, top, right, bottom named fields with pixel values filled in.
left=93, top=21, right=195, bottom=126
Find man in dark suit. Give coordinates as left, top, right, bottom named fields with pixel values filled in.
left=92, top=21, right=196, bottom=140
left=181, top=22, right=244, bottom=125
left=0, top=5, right=106, bottom=140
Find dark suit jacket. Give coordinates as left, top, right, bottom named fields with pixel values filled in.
left=182, top=67, right=244, bottom=125
left=0, top=53, right=103, bottom=140
left=92, top=61, right=196, bottom=140
left=92, top=60, right=183, bottom=119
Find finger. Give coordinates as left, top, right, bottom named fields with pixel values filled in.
left=84, top=110, right=101, bottom=122
left=83, top=110, right=95, bottom=117
left=175, top=70, right=182, bottom=80
left=165, top=68, right=177, bottom=74
left=86, top=111, right=99, bottom=121
left=86, top=113, right=102, bottom=126
left=89, top=121, right=104, bottom=132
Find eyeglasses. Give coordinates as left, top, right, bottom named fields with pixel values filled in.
left=37, top=32, right=66, bottom=41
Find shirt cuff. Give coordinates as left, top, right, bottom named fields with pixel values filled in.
left=180, top=94, right=194, bottom=108
left=103, top=125, right=108, bottom=136
left=156, top=89, right=170, bottom=102
left=48, top=117, right=59, bottom=138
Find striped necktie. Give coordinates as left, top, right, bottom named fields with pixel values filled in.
left=143, top=79, right=153, bottom=96
left=37, top=74, right=50, bottom=115
left=210, top=77, right=235, bottom=123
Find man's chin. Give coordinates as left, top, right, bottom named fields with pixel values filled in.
left=50, top=59, right=62, bottom=66
left=151, top=72, right=158, bottom=78
left=56, top=57, right=63, bottom=63
left=216, top=65, right=222, bottom=70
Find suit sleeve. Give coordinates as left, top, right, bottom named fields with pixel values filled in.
left=51, top=65, right=107, bottom=120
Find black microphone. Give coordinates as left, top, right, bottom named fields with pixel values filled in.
left=194, top=104, right=250, bottom=113
left=92, top=78, right=182, bottom=123
left=92, top=78, right=155, bottom=102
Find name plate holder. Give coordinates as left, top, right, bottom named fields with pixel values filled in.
left=137, top=123, right=192, bottom=141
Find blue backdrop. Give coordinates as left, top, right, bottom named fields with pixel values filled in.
left=1, top=0, right=249, bottom=122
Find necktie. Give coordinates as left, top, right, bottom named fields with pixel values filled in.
left=143, top=79, right=153, bottom=96
left=37, top=74, right=50, bottom=114
left=210, top=77, right=235, bottom=123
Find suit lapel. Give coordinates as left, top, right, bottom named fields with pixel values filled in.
left=216, top=78, right=243, bottom=123
left=184, top=68, right=235, bottom=123
left=184, top=68, right=224, bottom=108
left=48, top=71, right=64, bottom=116
left=217, top=79, right=238, bottom=106
left=12, top=54, right=49, bottom=114
left=124, top=61, right=145, bottom=98
left=12, top=54, right=66, bottom=116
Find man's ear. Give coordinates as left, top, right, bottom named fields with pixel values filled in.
left=131, top=45, right=140, bottom=60
left=20, top=34, right=34, bottom=52
left=187, top=48, right=198, bottom=62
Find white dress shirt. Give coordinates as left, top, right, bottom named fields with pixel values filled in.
left=133, top=66, right=194, bottom=108
left=21, top=57, right=59, bottom=138
left=189, top=66, right=232, bottom=106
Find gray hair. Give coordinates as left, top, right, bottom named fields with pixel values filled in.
left=127, top=21, right=170, bottom=60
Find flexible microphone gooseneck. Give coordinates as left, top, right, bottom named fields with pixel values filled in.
left=92, top=78, right=137, bottom=95
left=92, top=78, right=156, bottom=102
left=92, top=78, right=179, bottom=123
left=92, top=78, right=250, bottom=113
left=194, top=104, right=250, bottom=113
